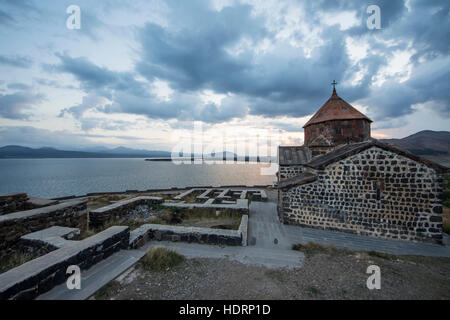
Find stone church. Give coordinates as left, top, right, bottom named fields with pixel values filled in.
left=277, top=85, right=447, bottom=244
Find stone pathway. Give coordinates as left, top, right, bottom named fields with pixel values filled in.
left=37, top=249, right=146, bottom=300
left=146, top=241, right=303, bottom=269
left=283, top=224, right=450, bottom=257
left=248, top=191, right=450, bottom=258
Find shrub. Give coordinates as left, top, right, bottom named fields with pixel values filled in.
left=367, top=251, right=397, bottom=261
left=138, top=247, right=185, bottom=272
left=0, top=252, right=37, bottom=274
left=292, top=242, right=350, bottom=256
left=94, top=280, right=121, bottom=300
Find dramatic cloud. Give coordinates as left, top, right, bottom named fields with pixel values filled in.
left=7, top=83, right=31, bottom=90
left=0, top=0, right=449, bottom=148
left=0, top=55, right=33, bottom=68
left=0, top=92, right=44, bottom=120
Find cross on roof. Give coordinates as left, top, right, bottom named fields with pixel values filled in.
left=331, top=80, right=338, bottom=90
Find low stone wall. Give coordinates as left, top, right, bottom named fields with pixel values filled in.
left=0, top=226, right=129, bottom=300
left=129, top=215, right=248, bottom=249
left=0, top=193, right=30, bottom=215
left=239, top=215, right=249, bottom=246
left=89, top=196, right=164, bottom=228
left=162, top=199, right=249, bottom=214
left=19, top=226, right=80, bottom=256
left=0, top=200, right=87, bottom=257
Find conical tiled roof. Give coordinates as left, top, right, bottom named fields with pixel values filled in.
left=303, top=88, right=372, bottom=128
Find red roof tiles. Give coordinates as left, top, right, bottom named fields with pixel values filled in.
left=303, top=89, right=372, bottom=128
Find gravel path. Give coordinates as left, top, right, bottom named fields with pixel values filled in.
left=101, top=250, right=450, bottom=300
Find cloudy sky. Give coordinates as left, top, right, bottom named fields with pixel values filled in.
left=0, top=0, right=449, bottom=151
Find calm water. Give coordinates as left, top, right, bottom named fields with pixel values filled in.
left=0, top=159, right=277, bottom=198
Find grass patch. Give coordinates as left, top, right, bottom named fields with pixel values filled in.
left=87, top=203, right=243, bottom=236
left=0, top=251, right=39, bottom=274
left=142, top=192, right=180, bottom=200
left=93, top=280, right=121, bottom=300
left=307, top=286, right=321, bottom=296
left=292, top=242, right=351, bottom=256
left=149, top=206, right=243, bottom=230
left=265, top=269, right=284, bottom=282
left=292, top=242, right=450, bottom=266
left=79, top=228, right=96, bottom=240
left=182, top=190, right=205, bottom=203
left=138, top=247, right=185, bottom=272
left=367, top=250, right=397, bottom=261
left=87, top=194, right=129, bottom=210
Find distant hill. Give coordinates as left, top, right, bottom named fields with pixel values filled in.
left=381, top=130, right=450, bottom=156
left=0, top=145, right=171, bottom=159
left=381, top=130, right=450, bottom=167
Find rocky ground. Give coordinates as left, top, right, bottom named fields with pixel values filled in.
left=95, top=249, right=450, bottom=300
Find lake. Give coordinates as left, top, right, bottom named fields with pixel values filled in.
left=0, top=158, right=277, bottom=198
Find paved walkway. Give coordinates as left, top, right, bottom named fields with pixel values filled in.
left=248, top=191, right=450, bottom=258
left=38, top=249, right=147, bottom=300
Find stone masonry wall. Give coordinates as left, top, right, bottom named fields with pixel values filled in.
left=304, top=119, right=371, bottom=148
left=0, top=226, right=129, bottom=300
left=279, top=165, right=305, bottom=180
left=89, top=196, right=164, bottom=228
left=281, top=147, right=443, bottom=243
left=0, top=200, right=87, bottom=257
left=129, top=214, right=248, bottom=249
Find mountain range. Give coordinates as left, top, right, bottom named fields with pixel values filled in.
left=1, top=130, right=449, bottom=161
left=381, top=130, right=450, bottom=156
left=0, top=145, right=171, bottom=159
left=380, top=130, right=450, bottom=167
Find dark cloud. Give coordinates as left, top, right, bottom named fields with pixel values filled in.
left=1, top=0, right=39, bottom=12
left=135, top=2, right=356, bottom=119
left=0, top=92, right=44, bottom=120
left=7, top=83, right=31, bottom=90
left=0, top=55, right=33, bottom=68
left=52, top=51, right=250, bottom=124
left=40, top=0, right=450, bottom=129
left=136, top=3, right=267, bottom=92
left=59, top=93, right=107, bottom=119
left=0, top=9, right=15, bottom=25
left=48, top=53, right=148, bottom=98
left=34, top=78, right=78, bottom=90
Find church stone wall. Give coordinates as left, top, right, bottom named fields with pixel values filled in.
left=305, top=119, right=371, bottom=149
left=279, top=165, right=305, bottom=180
left=281, top=147, right=443, bottom=243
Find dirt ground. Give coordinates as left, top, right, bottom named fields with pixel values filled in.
left=96, top=249, right=450, bottom=300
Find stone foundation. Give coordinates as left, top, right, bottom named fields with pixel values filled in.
left=0, top=200, right=87, bottom=257
left=129, top=214, right=248, bottom=249
left=0, top=226, right=129, bottom=300
left=89, top=196, right=164, bottom=228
